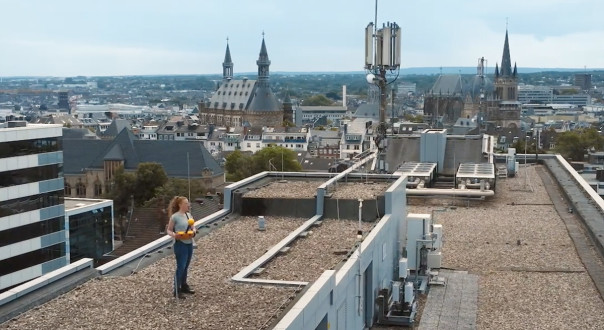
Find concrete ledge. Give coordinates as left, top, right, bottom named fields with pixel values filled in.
left=0, top=258, right=93, bottom=306
left=97, top=209, right=230, bottom=275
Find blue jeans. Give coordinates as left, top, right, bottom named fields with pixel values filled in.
left=173, top=240, right=193, bottom=293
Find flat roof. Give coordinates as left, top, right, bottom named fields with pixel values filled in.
left=64, top=198, right=112, bottom=211
left=409, top=164, right=604, bottom=329
left=4, top=164, right=604, bottom=329
left=252, top=218, right=373, bottom=282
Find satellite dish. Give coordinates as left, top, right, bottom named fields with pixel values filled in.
left=366, top=73, right=376, bottom=84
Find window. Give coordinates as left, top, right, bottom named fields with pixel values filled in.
left=0, top=137, right=61, bottom=158
left=354, top=145, right=360, bottom=150
left=76, top=182, right=86, bottom=197
left=65, top=183, right=72, bottom=196
left=256, top=143, right=260, bottom=148
left=0, top=164, right=62, bottom=188
left=94, top=181, right=102, bottom=197
left=0, top=191, right=64, bottom=217
left=247, top=143, right=251, bottom=147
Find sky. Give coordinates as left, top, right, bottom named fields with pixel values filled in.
left=1, top=0, right=603, bottom=77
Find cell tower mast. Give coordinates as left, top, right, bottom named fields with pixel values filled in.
left=364, top=0, right=402, bottom=172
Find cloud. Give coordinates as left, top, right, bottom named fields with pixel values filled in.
left=0, top=38, right=220, bottom=76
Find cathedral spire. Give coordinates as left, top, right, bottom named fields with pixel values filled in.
left=500, top=30, right=513, bottom=77
left=222, top=38, right=233, bottom=81
left=256, top=33, right=271, bottom=88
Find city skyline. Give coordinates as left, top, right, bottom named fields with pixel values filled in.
left=1, top=0, right=603, bottom=77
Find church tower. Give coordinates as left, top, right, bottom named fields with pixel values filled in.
left=247, top=35, right=282, bottom=126
left=486, top=29, right=521, bottom=128
left=222, top=40, right=233, bottom=81
left=494, top=30, right=518, bottom=101
left=256, top=37, right=270, bottom=87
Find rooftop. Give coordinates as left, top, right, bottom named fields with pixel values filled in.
left=409, top=164, right=604, bottom=329
left=2, top=161, right=604, bottom=329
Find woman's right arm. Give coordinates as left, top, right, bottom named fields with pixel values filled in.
left=166, top=218, right=177, bottom=238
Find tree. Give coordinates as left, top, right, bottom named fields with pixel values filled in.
left=224, top=147, right=302, bottom=182
left=134, top=163, right=168, bottom=205
left=301, top=94, right=334, bottom=106
left=252, top=146, right=302, bottom=174
left=225, top=150, right=253, bottom=182
left=556, top=128, right=604, bottom=161
left=104, top=166, right=136, bottom=217
left=150, top=177, right=207, bottom=207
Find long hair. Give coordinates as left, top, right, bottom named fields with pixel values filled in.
left=168, top=196, right=187, bottom=220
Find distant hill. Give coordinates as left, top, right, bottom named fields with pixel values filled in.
left=270, top=67, right=604, bottom=76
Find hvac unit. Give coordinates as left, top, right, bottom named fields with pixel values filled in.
left=392, top=282, right=402, bottom=303
left=404, top=282, right=414, bottom=304
left=427, top=251, right=442, bottom=269
left=399, top=258, right=409, bottom=279
left=432, top=224, right=443, bottom=250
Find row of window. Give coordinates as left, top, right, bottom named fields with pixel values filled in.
left=65, top=181, right=102, bottom=198
left=0, top=164, right=62, bottom=188
left=0, top=191, right=64, bottom=218
left=217, top=90, right=249, bottom=97
left=318, top=149, right=339, bottom=155
left=0, top=137, right=62, bottom=159
left=0, top=216, right=64, bottom=248
left=0, top=243, right=65, bottom=277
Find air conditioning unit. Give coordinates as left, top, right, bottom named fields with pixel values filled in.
left=432, top=224, right=443, bottom=250
left=392, top=282, right=402, bottom=303
left=398, top=258, right=409, bottom=279
left=427, top=251, right=442, bottom=269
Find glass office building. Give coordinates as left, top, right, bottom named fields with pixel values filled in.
left=64, top=198, right=114, bottom=263
left=0, top=121, right=66, bottom=291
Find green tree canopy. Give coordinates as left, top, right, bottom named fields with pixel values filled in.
left=556, top=128, right=604, bottom=161
left=301, top=94, right=334, bottom=106
left=224, top=150, right=254, bottom=182
left=225, top=146, right=302, bottom=182
left=134, top=162, right=168, bottom=205
left=104, top=166, right=136, bottom=216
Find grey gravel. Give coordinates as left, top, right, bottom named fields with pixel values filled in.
left=255, top=218, right=374, bottom=282
left=411, top=165, right=604, bottom=330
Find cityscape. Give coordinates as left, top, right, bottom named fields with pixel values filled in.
left=2, top=2, right=604, bottom=329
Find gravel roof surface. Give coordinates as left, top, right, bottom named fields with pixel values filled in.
left=330, top=182, right=390, bottom=200
left=409, top=164, right=604, bottom=329
left=1, top=216, right=308, bottom=330
left=243, top=180, right=319, bottom=199
left=254, top=218, right=374, bottom=282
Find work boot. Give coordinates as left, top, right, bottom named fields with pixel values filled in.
left=181, top=284, right=195, bottom=294
left=174, top=290, right=186, bottom=299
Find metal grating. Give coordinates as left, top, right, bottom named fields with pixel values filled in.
left=457, top=163, right=495, bottom=179
left=396, top=162, right=437, bottom=177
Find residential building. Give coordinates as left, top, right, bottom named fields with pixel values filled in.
left=261, top=126, right=310, bottom=152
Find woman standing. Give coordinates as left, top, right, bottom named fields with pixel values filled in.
left=166, top=196, right=196, bottom=299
